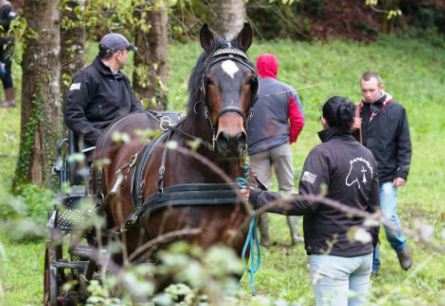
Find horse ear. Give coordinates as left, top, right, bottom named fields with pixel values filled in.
left=236, top=22, right=254, bottom=52
left=200, top=24, right=214, bottom=51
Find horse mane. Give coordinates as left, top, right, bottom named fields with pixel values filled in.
left=186, top=36, right=250, bottom=111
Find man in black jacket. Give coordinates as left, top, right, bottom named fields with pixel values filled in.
left=64, top=33, right=144, bottom=148
left=357, top=71, right=412, bottom=275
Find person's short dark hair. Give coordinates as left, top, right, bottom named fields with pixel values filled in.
left=98, top=33, right=136, bottom=59
left=361, top=71, right=383, bottom=85
left=322, top=96, right=355, bottom=133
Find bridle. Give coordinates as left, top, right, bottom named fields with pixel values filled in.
left=194, top=47, right=259, bottom=133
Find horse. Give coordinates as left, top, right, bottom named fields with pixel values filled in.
left=92, top=23, right=259, bottom=267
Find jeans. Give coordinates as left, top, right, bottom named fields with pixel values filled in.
left=310, top=254, right=373, bottom=306
left=372, top=182, right=407, bottom=272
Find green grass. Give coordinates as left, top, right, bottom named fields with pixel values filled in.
left=1, top=35, right=445, bottom=305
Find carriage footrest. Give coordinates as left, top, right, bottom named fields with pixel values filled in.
left=52, top=260, right=89, bottom=270
left=70, top=245, right=95, bottom=259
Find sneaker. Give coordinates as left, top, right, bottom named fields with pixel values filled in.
left=0, top=100, right=16, bottom=108
left=371, top=270, right=379, bottom=277
left=291, top=236, right=304, bottom=245
left=397, top=246, right=412, bottom=270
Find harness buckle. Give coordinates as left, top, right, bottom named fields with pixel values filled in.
left=160, top=116, right=172, bottom=131
left=212, top=132, right=217, bottom=152
left=157, top=166, right=166, bottom=195
left=129, top=153, right=138, bottom=168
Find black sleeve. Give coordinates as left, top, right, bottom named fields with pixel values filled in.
left=63, top=72, right=101, bottom=143
left=249, top=146, right=330, bottom=215
left=130, top=88, right=144, bottom=112
left=396, top=107, right=412, bottom=180
left=123, top=76, right=144, bottom=112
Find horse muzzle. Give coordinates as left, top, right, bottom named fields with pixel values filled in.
left=215, top=112, right=247, bottom=157
left=215, top=129, right=247, bottom=157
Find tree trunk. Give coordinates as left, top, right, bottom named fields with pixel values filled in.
left=207, top=0, right=246, bottom=39
left=13, top=0, right=62, bottom=190
left=133, top=2, right=169, bottom=110
left=60, top=0, right=85, bottom=99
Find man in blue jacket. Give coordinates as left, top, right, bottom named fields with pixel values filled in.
left=247, top=54, right=305, bottom=247
left=64, top=33, right=144, bottom=148
left=357, top=71, right=412, bottom=275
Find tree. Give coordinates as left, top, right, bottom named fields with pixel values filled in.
left=60, top=0, right=86, bottom=99
left=207, top=0, right=246, bottom=39
left=133, top=1, right=169, bottom=110
left=13, top=0, right=62, bottom=190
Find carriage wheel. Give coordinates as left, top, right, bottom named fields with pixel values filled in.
left=44, top=243, right=63, bottom=306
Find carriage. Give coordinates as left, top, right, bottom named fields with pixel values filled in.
left=43, top=23, right=262, bottom=305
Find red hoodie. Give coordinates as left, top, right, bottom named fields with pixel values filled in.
left=255, top=54, right=304, bottom=143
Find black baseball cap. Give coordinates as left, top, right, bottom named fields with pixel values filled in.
left=99, top=33, right=137, bottom=53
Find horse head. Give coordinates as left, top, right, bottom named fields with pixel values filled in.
left=189, top=23, right=258, bottom=158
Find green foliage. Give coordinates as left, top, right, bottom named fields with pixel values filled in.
left=403, top=26, right=445, bottom=48
left=0, top=183, right=54, bottom=226
left=16, top=184, right=55, bottom=225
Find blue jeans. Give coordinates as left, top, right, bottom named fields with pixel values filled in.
left=310, top=254, right=373, bottom=306
left=372, top=182, right=407, bottom=272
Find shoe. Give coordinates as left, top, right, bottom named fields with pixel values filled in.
left=0, top=100, right=16, bottom=108
left=397, top=246, right=412, bottom=270
left=371, top=270, right=379, bottom=277
left=291, top=236, right=304, bottom=245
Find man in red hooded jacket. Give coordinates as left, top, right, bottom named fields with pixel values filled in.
left=247, top=53, right=305, bottom=247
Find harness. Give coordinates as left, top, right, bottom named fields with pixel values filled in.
left=194, top=47, right=259, bottom=149
left=98, top=48, right=262, bottom=293
left=107, top=47, right=259, bottom=218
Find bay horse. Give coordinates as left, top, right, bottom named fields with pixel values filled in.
left=92, top=23, right=259, bottom=266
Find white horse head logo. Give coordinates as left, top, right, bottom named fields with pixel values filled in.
left=345, top=157, right=374, bottom=189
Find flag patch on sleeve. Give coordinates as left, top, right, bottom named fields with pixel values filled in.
left=301, top=171, right=317, bottom=184
left=69, top=82, right=81, bottom=91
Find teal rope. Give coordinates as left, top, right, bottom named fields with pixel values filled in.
left=237, top=167, right=262, bottom=296
left=241, top=216, right=261, bottom=296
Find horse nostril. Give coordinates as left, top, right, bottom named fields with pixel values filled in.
left=216, top=132, right=229, bottom=150
left=237, top=131, right=247, bottom=150
left=216, top=131, right=247, bottom=157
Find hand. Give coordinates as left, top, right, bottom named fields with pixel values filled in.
left=352, top=117, right=362, bottom=131
left=239, top=188, right=250, bottom=201
left=393, top=177, right=406, bottom=186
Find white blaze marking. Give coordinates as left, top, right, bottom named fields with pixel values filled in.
left=221, top=60, right=239, bottom=79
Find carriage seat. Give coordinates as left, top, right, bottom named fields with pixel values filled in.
left=52, top=130, right=93, bottom=187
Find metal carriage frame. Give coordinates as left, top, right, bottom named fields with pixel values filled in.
left=44, top=131, right=99, bottom=306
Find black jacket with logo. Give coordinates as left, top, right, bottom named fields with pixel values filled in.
left=359, top=94, right=412, bottom=183
left=64, top=56, right=143, bottom=146
left=250, top=128, right=380, bottom=257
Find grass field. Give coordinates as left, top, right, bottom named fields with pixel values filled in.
left=1, top=35, right=445, bottom=305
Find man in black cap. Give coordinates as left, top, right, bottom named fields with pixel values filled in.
left=64, top=33, right=144, bottom=148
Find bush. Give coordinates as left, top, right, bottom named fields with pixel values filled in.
left=0, top=183, right=54, bottom=226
